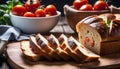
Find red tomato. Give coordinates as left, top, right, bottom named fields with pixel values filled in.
left=45, top=5, right=57, bottom=15
left=35, top=9, right=46, bottom=17
left=24, top=12, right=35, bottom=17
left=79, top=4, right=93, bottom=11
left=93, top=1, right=109, bottom=11
left=25, top=0, right=40, bottom=13
left=12, top=5, right=27, bottom=16
left=91, top=41, right=95, bottom=47
left=85, top=36, right=90, bottom=42
left=73, top=0, right=88, bottom=10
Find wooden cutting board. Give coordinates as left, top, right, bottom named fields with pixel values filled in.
left=6, top=42, right=120, bottom=69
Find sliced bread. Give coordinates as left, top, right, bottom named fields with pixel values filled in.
left=29, top=36, right=52, bottom=61
left=47, top=34, right=71, bottom=61
left=58, top=34, right=81, bottom=62
left=20, top=41, right=41, bottom=61
left=36, top=34, right=61, bottom=60
left=68, top=36, right=100, bottom=61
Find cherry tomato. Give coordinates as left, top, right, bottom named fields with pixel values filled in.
left=79, top=4, right=93, bottom=11
left=45, top=5, right=57, bottom=15
left=73, top=0, right=88, bottom=10
left=12, top=5, right=27, bottom=16
left=24, top=12, right=35, bottom=17
left=25, top=0, right=40, bottom=13
left=93, top=1, right=109, bottom=11
left=85, top=36, right=90, bottom=42
left=35, top=9, right=46, bottom=17
left=91, top=41, right=95, bottom=47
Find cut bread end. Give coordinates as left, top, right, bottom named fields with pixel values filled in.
left=20, top=41, right=41, bottom=61
left=76, top=23, right=102, bottom=55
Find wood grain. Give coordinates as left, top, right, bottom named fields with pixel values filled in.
left=6, top=42, right=120, bottom=69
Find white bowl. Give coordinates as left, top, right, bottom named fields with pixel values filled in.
left=10, top=11, right=61, bottom=33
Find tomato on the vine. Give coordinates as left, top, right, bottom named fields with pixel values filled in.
left=25, top=0, right=40, bottom=13
left=73, top=0, right=88, bottom=10
left=93, top=1, right=109, bottom=11
left=79, top=4, right=93, bottom=11
left=12, top=5, right=27, bottom=16
left=24, top=12, right=35, bottom=17
left=35, top=9, right=46, bottom=17
left=45, top=5, right=57, bottom=15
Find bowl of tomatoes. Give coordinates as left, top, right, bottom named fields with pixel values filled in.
left=10, top=0, right=61, bottom=33
left=64, top=0, right=110, bottom=32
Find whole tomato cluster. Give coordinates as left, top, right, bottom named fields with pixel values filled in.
left=11, top=0, right=57, bottom=17
left=73, top=0, right=109, bottom=11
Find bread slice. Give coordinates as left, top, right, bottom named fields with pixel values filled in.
left=58, top=34, right=81, bottom=62
left=36, top=34, right=61, bottom=60
left=68, top=36, right=100, bottom=61
left=29, top=36, right=52, bottom=61
left=20, top=41, right=41, bottom=61
left=47, top=34, right=71, bottom=61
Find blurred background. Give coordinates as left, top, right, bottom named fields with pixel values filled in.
left=0, top=0, right=120, bottom=15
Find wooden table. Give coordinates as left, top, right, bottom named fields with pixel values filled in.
left=50, top=16, right=75, bottom=34
left=0, top=16, right=75, bottom=69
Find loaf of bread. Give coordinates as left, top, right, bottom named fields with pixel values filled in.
left=20, top=34, right=100, bottom=62
left=76, top=13, right=120, bottom=55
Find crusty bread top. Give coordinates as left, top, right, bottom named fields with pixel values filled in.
left=98, top=13, right=116, bottom=20
left=76, top=15, right=104, bottom=32
left=76, top=13, right=120, bottom=41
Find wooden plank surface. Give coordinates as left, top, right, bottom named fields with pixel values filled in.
left=6, top=42, right=120, bottom=69
left=50, top=17, right=75, bottom=34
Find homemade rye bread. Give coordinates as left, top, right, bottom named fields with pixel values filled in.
left=76, top=13, right=120, bottom=55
